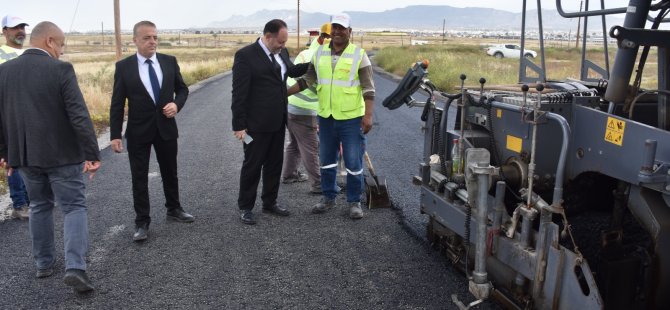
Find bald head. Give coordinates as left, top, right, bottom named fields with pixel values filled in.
left=29, top=21, right=65, bottom=59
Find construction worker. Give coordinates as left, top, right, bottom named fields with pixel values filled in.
left=1, top=15, right=30, bottom=220
left=288, top=13, right=375, bottom=219
left=313, top=22, right=331, bottom=47
left=281, top=23, right=331, bottom=193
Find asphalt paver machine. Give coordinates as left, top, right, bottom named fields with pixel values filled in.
left=383, top=1, right=670, bottom=308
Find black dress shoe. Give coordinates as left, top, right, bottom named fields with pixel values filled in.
left=63, top=269, right=95, bottom=293
left=262, top=204, right=290, bottom=216
left=240, top=210, right=256, bottom=225
left=167, top=209, right=195, bottom=223
left=133, top=225, right=149, bottom=242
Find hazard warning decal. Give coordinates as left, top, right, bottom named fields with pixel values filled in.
left=604, top=117, right=625, bottom=146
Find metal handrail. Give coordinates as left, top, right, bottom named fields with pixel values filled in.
left=556, top=0, right=626, bottom=18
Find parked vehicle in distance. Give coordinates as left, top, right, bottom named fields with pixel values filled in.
left=486, top=44, right=537, bottom=59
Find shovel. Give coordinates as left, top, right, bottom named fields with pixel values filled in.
left=363, top=152, right=392, bottom=209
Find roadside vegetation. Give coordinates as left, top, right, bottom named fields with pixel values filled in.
left=374, top=43, right=657, bottom=91
left=66, top=47, right=236, bottom=134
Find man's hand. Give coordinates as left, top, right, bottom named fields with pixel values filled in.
left=287, top=83, right=301, bottom=96
left=111, top=139, right=124, bottom=153
left=163, top=102, right=178, bottom=118
left=233, top=129, right=247, bottom=141
left=361, top=114, right=373, bottom=134
left=83, top=161, right=101, bottom=180
left=361, top=98, right=375, bottom=134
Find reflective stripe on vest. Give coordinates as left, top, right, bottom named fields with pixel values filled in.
left=292, top=87, right=318, bottom=103
left=317, top=78, right=361, bottom=88
left=313, top=43, right=365, bottom=120
left=0, top=46, right=20, bottom=63
left=287, top=47, right=319, bottom=110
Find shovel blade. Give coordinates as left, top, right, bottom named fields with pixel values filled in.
left=366, top=175, right=391, bottom=209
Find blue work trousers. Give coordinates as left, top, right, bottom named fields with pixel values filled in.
left=318, top=116, right=366, bottom=202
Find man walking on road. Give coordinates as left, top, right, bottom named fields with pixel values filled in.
left=0, top=21, right=101, bottom=292
left=281, top=23, right=331, bottom=193
left=288, top=13, right=375, bottom=219
left=0, top=15, right=30, bottom=220
left=231, top=19, right=294, bottom=225
left=110, top=21, right=194, bottom=242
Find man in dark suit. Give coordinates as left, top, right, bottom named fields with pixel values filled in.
left=0, top=21, right=100, bottom=292
left=231, top=19, right=293, bottom=225
left=110, top=20, right=194, bottom=242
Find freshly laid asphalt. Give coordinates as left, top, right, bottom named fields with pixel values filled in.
left=0, top=68, right=499, bottom=309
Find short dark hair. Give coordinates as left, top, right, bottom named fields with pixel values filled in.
left=263, top=19, right=287, bottom=35
left=133, top=20, right=156, bottom=37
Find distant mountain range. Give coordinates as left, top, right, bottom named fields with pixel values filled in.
left=206, top=5, right=624, bottom=32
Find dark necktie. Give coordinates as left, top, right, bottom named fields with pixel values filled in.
left=270, top=53, right=281, bottom=76
left=145, top=59, right=160, bottom=104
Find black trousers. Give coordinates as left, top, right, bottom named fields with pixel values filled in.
left=127, top=134, right=180, bottom=227
left=238, top=129, right=285, bottom=210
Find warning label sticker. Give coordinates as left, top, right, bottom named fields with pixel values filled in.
left=506, top=135, right=523, bottom=153
left=604, top=117, right=625, bottom=146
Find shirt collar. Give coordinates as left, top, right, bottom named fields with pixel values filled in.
left=136, top=52, right=158, bottom=65
left=2, top=44, right=21, bottom=52
left=329, top=41, right=349, bottom=55
left=258, top=38, right=275, bottom=56
left=25, top=47, right=51, bottom=57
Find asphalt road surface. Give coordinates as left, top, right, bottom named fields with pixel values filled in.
left=0, top=68, right=499, bottom=309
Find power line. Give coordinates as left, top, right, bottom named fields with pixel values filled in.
left=68, top=0, right=82, bottom=33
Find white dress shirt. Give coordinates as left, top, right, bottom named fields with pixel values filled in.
left=258, top=39, right=286, bottom=78
left=136, top=53, right=163, bottom=103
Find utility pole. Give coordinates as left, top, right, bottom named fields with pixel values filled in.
left=101, top=22, right=104, bottom=51
left=297, top=0, right=300, bottom=50
left=442, top=18, right=446, bottom=44
left=114, top=0, right=122, bottom=60
left=575, top=0, right=583, bottom=49
left=567, top=29, right=571, bottom=48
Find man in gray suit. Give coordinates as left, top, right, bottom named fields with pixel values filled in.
left=0, top=22, right=101, bottom=293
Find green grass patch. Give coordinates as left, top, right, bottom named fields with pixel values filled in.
left=374, top=45, right=656, bottom=91
left=375, top=45, right=518, bottom=91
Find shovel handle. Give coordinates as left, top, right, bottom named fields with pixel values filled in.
left=363, top=152, right=376, bottom=176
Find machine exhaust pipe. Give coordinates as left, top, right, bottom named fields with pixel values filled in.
left=603, top=0, right=651, bottom=104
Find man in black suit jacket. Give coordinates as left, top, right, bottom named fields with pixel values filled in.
left=231, top=19, right=294, bottom=225
left=110, top=21, right=194, bottom=242
left=0, top=21, right=100, bottom=292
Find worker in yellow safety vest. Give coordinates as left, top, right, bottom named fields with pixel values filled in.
left=281, top=23, right=331, bottom=194
left=0, top=14, right=31, bottom=220
left=288, top=13, right=375, bottom=219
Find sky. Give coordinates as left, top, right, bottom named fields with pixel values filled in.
left=2, top=0, right=632, bottom=32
